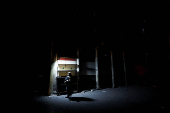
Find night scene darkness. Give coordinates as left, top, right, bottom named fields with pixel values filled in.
left=5, top=1, right=170, bottom=113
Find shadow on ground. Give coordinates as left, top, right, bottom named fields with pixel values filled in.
left=68, top=97, right=95, bottom=102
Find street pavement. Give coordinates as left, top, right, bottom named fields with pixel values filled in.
left=19, top=85, right=167, bottom=113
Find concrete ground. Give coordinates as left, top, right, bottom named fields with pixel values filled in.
left=20, top=86, right=167, bottom=113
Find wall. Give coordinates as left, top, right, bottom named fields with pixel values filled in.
left=58, top=64, right=76, bottom=70
left=79, top=62, right=96, bottom=90
left=58, top=60, right=77, bottom=64
left=57, top=59, right=77, bottom=77
left=58, top=71, right=76, bottom=77
left=80, top=62, right=95, bottom=75
left=49, top=61, right=58, bottom=95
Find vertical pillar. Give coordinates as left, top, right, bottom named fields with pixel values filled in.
left=111, top=51, right=115, bottom=88
left=48, top=41, right=54, bottom=95
left=77, top=46, right=79, bottom=92
left=56, top=60, right=58, bottom=94
left=95, top=47, right=99, bottom=89
left=123, top=52, right=127, bottom=86
left=51, top=41, right=53, bottom=63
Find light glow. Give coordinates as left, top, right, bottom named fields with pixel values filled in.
left=58, top=60, right=77, bottom=64
left=77, top=58, right=79, bottom=65
left=77, top=67, right=79, bottom=72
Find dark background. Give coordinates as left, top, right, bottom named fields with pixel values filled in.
left=4, top=1, right=169, bottom=98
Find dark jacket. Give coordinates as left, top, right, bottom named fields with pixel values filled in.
left=65, top=75, right=72, bottom=83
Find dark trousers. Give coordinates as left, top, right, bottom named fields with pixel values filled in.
left=66, top=82, right=73, bottom=97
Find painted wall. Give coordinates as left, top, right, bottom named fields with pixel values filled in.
left=58, top=64, right=76, bottom=70
left=58, top=71, right=76, bottom=77
left=57, top=58, right=77, bottom=77
left=58, top=60, right=77, bottom=64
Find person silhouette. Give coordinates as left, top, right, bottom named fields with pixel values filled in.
left=64, top=72, right=73, bottom=98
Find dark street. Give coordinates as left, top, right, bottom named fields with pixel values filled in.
left=5, top=1, right=169, bottom=113
left=22, top=85, right=166, bottom=113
